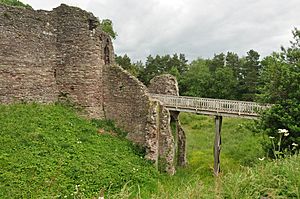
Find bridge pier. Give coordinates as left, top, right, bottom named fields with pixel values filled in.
left=214, top=115, right=222, bottom=176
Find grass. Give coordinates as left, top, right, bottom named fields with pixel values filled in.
left=0, top=103, right=158, bottom=198
left=222, top=155, right=300, bottom=198
left=1, top=104, right=299, bottom=198
left=149, top=113, right=300, bottom=199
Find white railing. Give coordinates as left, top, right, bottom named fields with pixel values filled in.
left=150, top=94, right=272, bottom=117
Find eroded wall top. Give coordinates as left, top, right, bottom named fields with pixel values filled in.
left=0, top=4, right=114, bottom=118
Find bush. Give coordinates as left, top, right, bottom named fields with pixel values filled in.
left=257, top=28, right=300, bottom=155
left=0, top=0, right=31, bottom=8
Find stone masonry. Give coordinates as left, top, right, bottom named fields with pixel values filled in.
left=0, top=4, right=184, bottom=174
left=148, top=74, right=187, bottom=167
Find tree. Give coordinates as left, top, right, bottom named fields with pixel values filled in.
left=115, top=54, right=141, bottom=77
left=239, top=50, right=261, bottom=101
left=179, top=58, right=212, bottom=97
left=138, top=54, right=188, bottom=85
left=257, top=28, right=300, bottom=155
left=0, top=0, right=31, bottom=8
left=179, top=58, right=238, bottom=99
left=100, top=19, right=117, bottom=39
left=207, top=53, right=225, bottom=72
left=210, top=67, right=238, bottom=99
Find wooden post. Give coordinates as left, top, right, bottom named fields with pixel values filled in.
left=214, top=115, right=222, bottom=176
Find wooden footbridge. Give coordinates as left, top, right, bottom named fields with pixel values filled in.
left=150, top=94, right=271, bottom=176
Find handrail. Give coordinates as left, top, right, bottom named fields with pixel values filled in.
left=150, top=94, right=272, bottom=117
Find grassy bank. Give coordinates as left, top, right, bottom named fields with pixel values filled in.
left=150, top=113, right=299, bottom=199
left=0, top=103, right=158, bottom=198
left=1, top=104, right=299, bottom=198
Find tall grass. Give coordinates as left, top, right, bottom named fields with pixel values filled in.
left=0, top=103, right=158, bottom=198
left=222, top=155, right=300, bottom=198
left=1, top=105, right=298, bottom=198
left=149, top=113, right=299, bottom=199
left=147, top=113, right=266, bottom=198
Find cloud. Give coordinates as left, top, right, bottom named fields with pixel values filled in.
left=23, top=0, right=300, bottom=62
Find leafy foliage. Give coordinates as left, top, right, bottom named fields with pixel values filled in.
left=115, top=54, right=142, bottom=77
left=0, top=104, right=158, bottom=198
left=0, top=0, right=31, bottom=8
left=257, top=28, right=300, bottom=155
left=100, top=19, right=117, bottom=39
left=138, top=54, right=188, bottom=85
left=180, top=50, right=261, bottom=100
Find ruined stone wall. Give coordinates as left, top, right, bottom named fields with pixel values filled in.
left=0, top=4, right=177, bottom=174
left=148, top=74, right=179, bottom=96
left=100, top=61, right=177, bottom=174
left=0, top=4, right=114, bottom=118
left=53, top=5, right=112, bottom=118
left=149, top=74, right=187, bottom=167
left=103, top=65, right=151, bottom=145
left=0, top=5, right=58, bottom=103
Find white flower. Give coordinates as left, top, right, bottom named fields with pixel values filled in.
left=278, top=129, right=288, bottom=134
left=284, top=132, right=289, bottom=136
left=258, top=157, right=265, bottom=161
left=292, top=143, right=298, bottom=147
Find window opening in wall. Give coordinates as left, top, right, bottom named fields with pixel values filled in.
left=104, top=45, right=110, bottom=65
left=88, top=18, right=97, bottom=30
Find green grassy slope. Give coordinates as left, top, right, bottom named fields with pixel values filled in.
left=181, top=113, right=266, bottom=171
left=222, top=155, right=300, bottom=198
left=0, top=104, right=158, bottom=198
left=151, top=113, right=299, bottom=199
left=1, top=105, right=298, bottom=199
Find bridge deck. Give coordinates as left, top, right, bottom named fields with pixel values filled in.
left=150, top=94, right=271, bottom=119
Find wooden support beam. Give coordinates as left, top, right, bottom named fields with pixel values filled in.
left=214, top=115, right=222, bottom=176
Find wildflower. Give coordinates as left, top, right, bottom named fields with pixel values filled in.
left=292, top=143, right=298, bottom=147
left=77, top=141, right=82, bottom=144
left=284, top=132, right=289, bottom=136
left=278, top=129, right=288, bottom=134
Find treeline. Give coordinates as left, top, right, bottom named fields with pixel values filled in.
left=116, top=28, right=300, bottom=154
left=116, top=50, right=261, bottom=101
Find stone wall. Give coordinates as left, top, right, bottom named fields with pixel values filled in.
left=0, top=4, right=178, bottom=174
left=53, top=5, right=112, bottom=118
left=0, top=4, right=115, bottom=118
left=0, top=5, right=58, bottom=103
left=103, top=65, right=176, bottom=174
left=148, top=74, right=187, bottom=167
left=148, top=74, right=179, bottom=96
left=103, top=65, right=151, bottom=145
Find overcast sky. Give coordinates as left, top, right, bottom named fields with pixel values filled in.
left=23, top=0, right=300, bottom=62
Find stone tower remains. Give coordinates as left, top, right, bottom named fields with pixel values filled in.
left=0, top=4, right=186, bottom=174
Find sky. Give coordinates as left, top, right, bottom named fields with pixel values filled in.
left=23, top=0, right=300, bottom=62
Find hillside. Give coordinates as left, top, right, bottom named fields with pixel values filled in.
left=1, top=104, right=299, bottom=199
left=0, top=103, right=158, bottom=198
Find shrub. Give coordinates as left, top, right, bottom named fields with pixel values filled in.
left=0, top=0, right=31, bottom=8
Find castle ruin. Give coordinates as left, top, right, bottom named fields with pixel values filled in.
left=0, top=4, right=186, bottom=174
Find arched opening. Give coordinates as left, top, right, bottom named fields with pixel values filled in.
left=104, top=45, right=110, bottom=65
